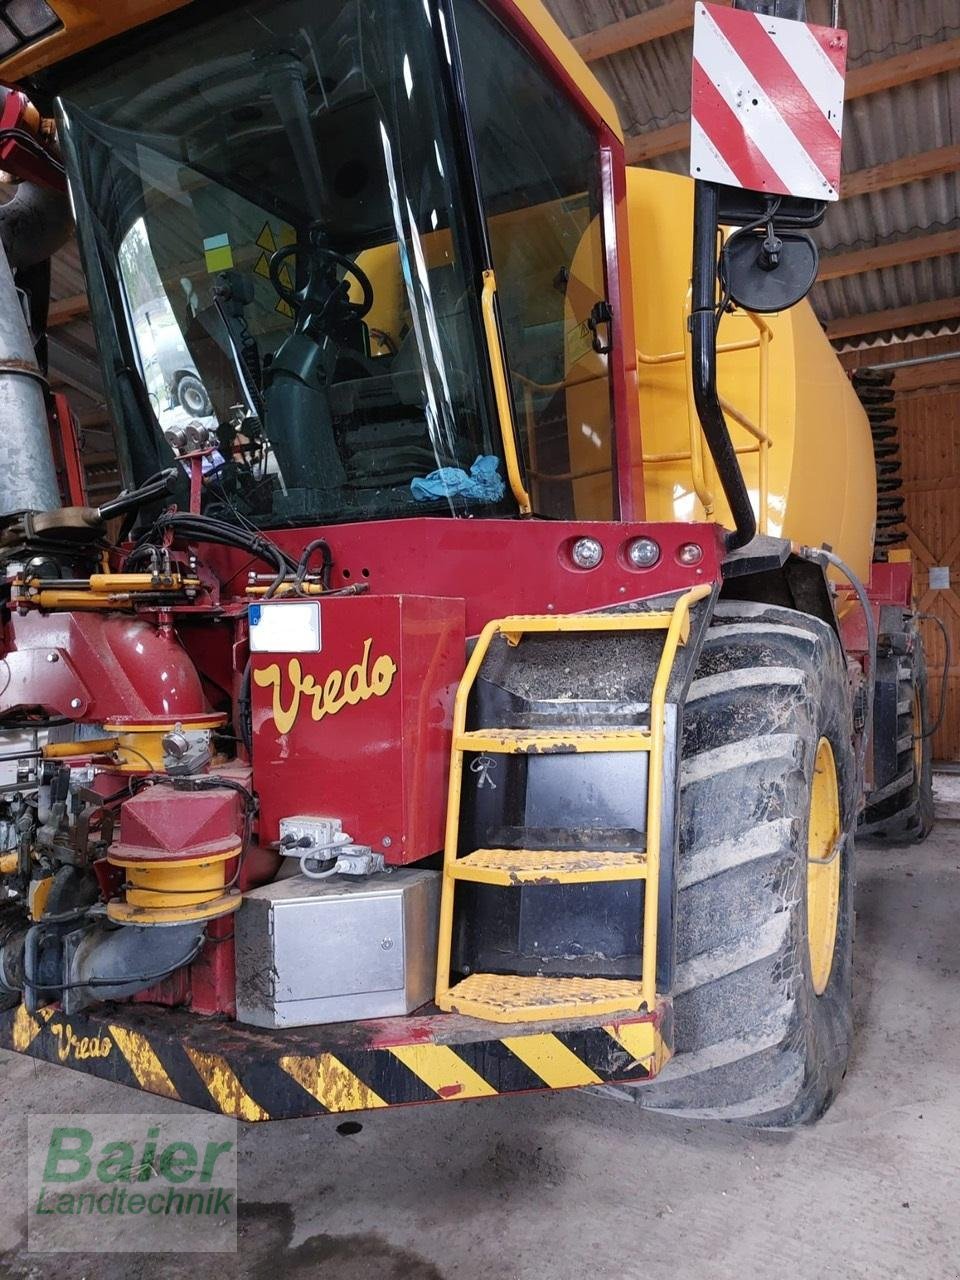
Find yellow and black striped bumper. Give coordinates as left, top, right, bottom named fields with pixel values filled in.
left=0, top=1000, right=672, bottom=1120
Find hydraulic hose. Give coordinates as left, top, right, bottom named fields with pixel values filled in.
left=916, top=613, right=950, bottom=741
left=136, top=512, right=297, bottom=597
left=791, top=543, right=877, bottom=791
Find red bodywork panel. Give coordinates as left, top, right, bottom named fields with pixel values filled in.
left=208, top=518, right=724, bottom=637
left=112, top=784, right=242, bottom=862
left=0, top=610, right=211, bottom=721
left=840, top=559, right=913, bottom=655
left=251, top=593, right=465, bottom=860
left=0, top=91, right=66, bottom=191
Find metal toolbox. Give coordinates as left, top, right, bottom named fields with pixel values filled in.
left=235, top=869, right=440, bottom=1028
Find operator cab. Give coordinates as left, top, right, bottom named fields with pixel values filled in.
left=37, top=0, right=620, bottom=528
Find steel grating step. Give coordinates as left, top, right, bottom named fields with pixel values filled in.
left=455, top=728, right=652, bottom=754
left=449, top=847, right=648, bottom=886
left=496, top=611, right=676, bottom=630
left=436, top=973, right=648, bottom=1022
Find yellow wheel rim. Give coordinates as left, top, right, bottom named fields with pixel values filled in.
left=807, top=737, right=841, bottom=996
left=912, top=687, right=924, bottom=780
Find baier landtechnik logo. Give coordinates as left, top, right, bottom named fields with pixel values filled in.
left=27, top=1113, right=238, bottom=1253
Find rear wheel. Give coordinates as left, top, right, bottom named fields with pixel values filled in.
left=860, top=634, right=934, bottom=841
left=634, top=601, right=857, bottom=1126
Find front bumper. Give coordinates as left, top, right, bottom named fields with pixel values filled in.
left=0, top=998, right=672, bottom=1120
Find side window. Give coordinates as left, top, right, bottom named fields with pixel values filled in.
left=456, top=0, right=616, bottom=519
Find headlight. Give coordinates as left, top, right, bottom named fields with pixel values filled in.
left=677, top=542, right=704, bottom=566
left=570, top=537, right=603, bottom=570
left=625, top=537, right=660, bottom=568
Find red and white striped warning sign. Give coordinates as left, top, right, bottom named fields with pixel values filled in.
left=690, top=2, right=847, bottom=201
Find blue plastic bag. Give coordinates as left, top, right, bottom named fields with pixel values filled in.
left=411, top=454, right=505, bottom=503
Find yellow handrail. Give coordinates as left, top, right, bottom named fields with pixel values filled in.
left=514, top=368, right=613, bottom=505
left=480, top=269, right=532, bottom=515
left=638, top=297, right=774, bottom=534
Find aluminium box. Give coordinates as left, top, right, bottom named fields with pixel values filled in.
left=235, top=869, right=440, bottom=1028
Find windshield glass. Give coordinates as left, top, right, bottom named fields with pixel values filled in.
left=52, top=0, right=513, bottom=526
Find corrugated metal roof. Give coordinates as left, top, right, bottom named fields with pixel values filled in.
left=544, top=0, right=960, bottom=346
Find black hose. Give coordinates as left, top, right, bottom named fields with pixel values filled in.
left=294, top=537, right=333, bottom=593
left=99, top=468, right=179, bottom=521
left=25, top=934, right=207, bottom=994
left=793, top=544, right=877, bottom=791
left=123, top=543, right=161, bottom=572
left=137, top=512, right=296, bottom=596
left=237, top=658, right=252, bottom=755
left=916, top=613, right=950, bottom=741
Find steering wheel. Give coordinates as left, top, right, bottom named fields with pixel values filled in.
left=268, top=244, right=374, bottom=320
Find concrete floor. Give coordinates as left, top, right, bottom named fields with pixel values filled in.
left=2, top=779, right=960, bottom=1279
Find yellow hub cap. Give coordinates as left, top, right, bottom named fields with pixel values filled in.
left=806, top=737, right=841, bottom=996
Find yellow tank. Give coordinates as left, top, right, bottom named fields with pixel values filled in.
left=627, top=167, right=877, bottom=579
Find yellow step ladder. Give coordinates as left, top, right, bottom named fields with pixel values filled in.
left=435, top=585, right=711, bottom=1024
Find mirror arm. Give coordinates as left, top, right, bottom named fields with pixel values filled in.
left=690, top=180, right=758, bottom=553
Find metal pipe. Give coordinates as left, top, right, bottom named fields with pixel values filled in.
left=862, top=350, right=960, bottom=372
left=0, top=243, right=60, bottom=513
left=62, top=922, right=205, bottom=1014
left=690, top=181, right=757, bottom=551
left=0, top=180, right=72, bottom=271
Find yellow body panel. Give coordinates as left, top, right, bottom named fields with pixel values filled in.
left=507, top=0, right=622, bottom=140
left=0, top=0, right=193, bottom=78
left=628, top=167, right=876, bottom=579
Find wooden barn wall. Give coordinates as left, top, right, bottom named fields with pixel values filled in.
left=842, top=335, right=960, bottom=763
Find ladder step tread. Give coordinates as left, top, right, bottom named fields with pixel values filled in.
left=498, top=612, right=675, bottom=625
left=450, top=848, right=647, bottom=884
left=455, top=728, right=651, bottom=754
left=437, top=974, right=647, bottom=1023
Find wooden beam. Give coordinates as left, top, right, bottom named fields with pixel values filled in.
left=625, top=121, right=688, bottom=165
left=842, top=144, right=960, bottom=200
left=571, top=0, right=705, bottom=64
left=826, top=296, right=960, bottom=341
left=622, top=35, right=960, bottom=162
left=844, top=34, right=960, bottom=100
left=894, top=356, right=960, bottom=392
left=48, top=292, right=89, bottom=327
left=818, top=229, right=960, bottom=282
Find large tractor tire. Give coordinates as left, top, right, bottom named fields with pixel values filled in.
left=635, top=600, right=857, bottom=1126
left=176, top=372, right=213, bottom=418
left=860, top=634, right=935, bottom=842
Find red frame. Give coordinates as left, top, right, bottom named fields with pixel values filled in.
left=840, top=559, right=913, bottom=656
left=202, top=517, right=724, bottom=637
left=0, top=89, right=66, bottom=191
left=49, top=392, right=88, bottom=507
